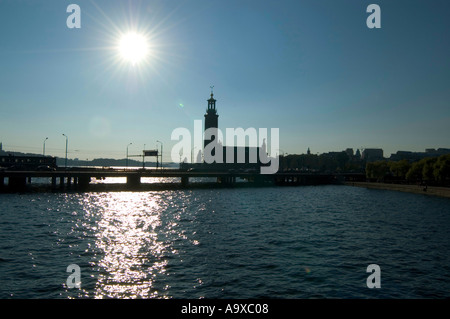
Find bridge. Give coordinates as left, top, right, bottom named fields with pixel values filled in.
left=0, top=167, right=358, bottom=192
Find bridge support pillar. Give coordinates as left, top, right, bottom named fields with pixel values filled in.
left=51, top=176, right=57, bottom=190
left=127, top=175, right=141, bottom=188
left=52, top=176, right=57, bottom=189
left=181, top=176, right=189, bottom=187
left=59, top=177, right=65, bottom=189
left=77, top=176, right=91, bottom=190
left=9, top=176, right=27, bottom=190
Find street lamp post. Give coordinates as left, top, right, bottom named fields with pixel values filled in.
left=156, top=140, right=163, bottom=170
left=143, top=144, right=146, bottom=169
left=126, top=143, right=132, bottom=169
left=43, top=137, right=48, bottom=157
left=62, top=134, right=68, bottom=169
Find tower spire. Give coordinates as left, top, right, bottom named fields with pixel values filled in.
left=207, top=86, right=217, bottom=112
left=204, top=88, right=219, bottom=150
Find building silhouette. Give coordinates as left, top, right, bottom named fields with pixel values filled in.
left=361, top=148, right=384, bottom=162
left=389, top=148, right=450, bottom=162
left=204, top=91, right=219, bottom=151
left=188, top=89, right=268, bottom=171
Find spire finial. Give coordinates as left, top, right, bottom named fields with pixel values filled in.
left=210, top=85, right=214, bottom=96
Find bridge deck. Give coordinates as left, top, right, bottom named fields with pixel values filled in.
left=0, top=168, right=357, bottom=192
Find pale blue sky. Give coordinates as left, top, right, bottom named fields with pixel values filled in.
left=1, top=0, right=449, bottom=161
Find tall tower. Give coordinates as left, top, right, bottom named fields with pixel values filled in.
left=204, top=88, right=219, bottom=150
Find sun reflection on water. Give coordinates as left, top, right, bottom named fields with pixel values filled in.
left=83, top=192, right=172, bottom=298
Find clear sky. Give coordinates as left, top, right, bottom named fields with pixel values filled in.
left=1, top=0, right=449, bottom=162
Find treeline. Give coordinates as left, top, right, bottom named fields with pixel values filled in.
left=366, top=154, right=450, bottom=185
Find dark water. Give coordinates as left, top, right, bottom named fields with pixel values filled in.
left=1, top=185, right=450, bottom=299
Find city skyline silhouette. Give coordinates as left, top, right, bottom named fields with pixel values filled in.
left=1, top=0, right=449, bottom=162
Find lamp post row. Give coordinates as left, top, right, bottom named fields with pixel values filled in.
left=42, top=137, right=163, bottom=170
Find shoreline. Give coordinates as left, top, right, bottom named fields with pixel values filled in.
left=345, top=182, right=450, bottom=199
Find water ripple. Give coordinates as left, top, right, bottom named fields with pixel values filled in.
left=1, top=185, right=450, bottom=298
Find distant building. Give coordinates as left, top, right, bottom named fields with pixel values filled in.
left=425, top=148, right=450, bottom=156
left=389, top=148, right=450, bottom=162
left=345, top=148, right=354, bottom=157
left=389, top=151, right=427, bottom=162
left=361, top=148, right=384, bottom=162
left=200, top=90, right=267, bottom=170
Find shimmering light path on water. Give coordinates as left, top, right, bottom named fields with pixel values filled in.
left=1, top=185, right=450, bottom=298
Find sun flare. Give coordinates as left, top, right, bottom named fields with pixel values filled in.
left=118, top=32, right=149, bottom=65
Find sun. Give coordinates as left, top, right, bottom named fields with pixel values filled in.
left=118, top=32, right=149, bottom=65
